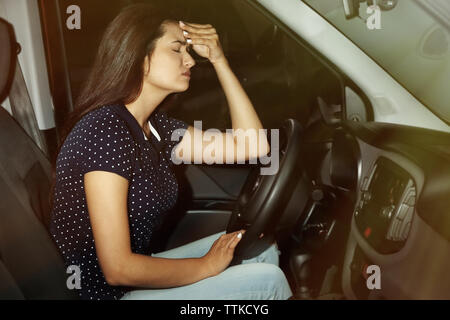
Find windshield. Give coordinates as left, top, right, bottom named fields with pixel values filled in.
left=303, top=0, right=450, bottom=123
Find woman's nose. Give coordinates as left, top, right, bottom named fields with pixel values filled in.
left=184, top=52, right=196, bottom=68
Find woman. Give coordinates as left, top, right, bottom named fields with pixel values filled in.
left=50, top=4, right=292, bottom=300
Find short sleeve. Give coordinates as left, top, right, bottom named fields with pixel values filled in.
left=80, top=111, right=135, bottom=181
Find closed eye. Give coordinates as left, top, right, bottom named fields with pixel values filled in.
left=172, top=49, right=181, bottom=53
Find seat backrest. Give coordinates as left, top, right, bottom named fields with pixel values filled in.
left=0, top=17, right=78, bottom=300
left=0, top=173, right=78, bottom=300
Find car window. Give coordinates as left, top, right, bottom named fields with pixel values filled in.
left=303, top=0, right=450, bottom=123
left=212, top=0, right=344, bottom=130
left=170, top=0, right=343, bottom=130
left=56, top=0, right=343, bottom=131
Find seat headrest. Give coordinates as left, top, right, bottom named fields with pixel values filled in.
left=0, top=18, right=17, bottom=105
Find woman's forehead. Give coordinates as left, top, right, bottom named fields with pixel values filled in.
left=162, top=22, right=185, bottom=43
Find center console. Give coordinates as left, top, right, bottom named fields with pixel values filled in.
left=355, top=157, right=416, bottom=254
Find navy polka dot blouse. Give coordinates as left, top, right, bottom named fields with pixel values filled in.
left=49, top=104, right=188, bottom=300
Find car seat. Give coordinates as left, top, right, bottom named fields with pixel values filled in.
left=0, top=17, right=78, bottom=299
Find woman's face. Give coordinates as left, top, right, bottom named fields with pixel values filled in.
left=144, top=22, right=195, bottom=93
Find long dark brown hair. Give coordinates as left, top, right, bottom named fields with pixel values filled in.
left=49, top=3, right=182, bottom=209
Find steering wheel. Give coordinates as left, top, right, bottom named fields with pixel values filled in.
left=226, top=119, right=303, bottom=263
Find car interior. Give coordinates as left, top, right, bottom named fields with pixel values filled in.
left=0, top=0, right=449, bottom=300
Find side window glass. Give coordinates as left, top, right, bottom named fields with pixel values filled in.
left=200, top=0, right=345, bottom=130
left=59, top=0, right=344, bottom=132
left=60, top=0, right=132, bottom=100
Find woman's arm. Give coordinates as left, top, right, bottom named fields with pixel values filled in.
left=84, top=171, right=242, bottom=288
left=175, top=22, right=270, bottom=164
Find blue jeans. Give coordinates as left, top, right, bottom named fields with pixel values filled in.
left=121, top=231, right=293, bottom=300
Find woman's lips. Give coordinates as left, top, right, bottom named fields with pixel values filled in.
left=182, top=71, right=191, bottom=78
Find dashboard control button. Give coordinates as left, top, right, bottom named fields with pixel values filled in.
left=396, top=204, right=409, bottom=220
left=406, top=195, right=416, bottom=206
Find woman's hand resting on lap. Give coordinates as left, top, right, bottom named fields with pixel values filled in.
left=202, top=230, right=246, bottom=277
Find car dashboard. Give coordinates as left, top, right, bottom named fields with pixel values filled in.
left=339, top=121, right=450, bottom=299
